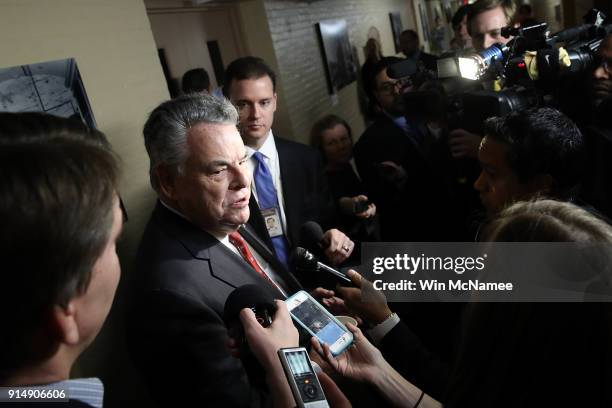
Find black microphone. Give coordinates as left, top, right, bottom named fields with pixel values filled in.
left=223, top=284, right=278, bottom=333
left=223, top=284, right=278, bottom=387
left=291, top=247, right=352, bottom=285
left=300, top=221, right=325, bottom=252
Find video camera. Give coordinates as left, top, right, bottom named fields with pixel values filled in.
left=389, top=9, right=612, bottom=134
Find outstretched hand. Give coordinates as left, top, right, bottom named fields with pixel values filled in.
left=310, top=323, right=388, bottom=384
left=336, top=270, right=392, bottom=326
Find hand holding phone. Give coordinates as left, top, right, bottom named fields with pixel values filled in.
left=286, top=291, right=353, bottom=356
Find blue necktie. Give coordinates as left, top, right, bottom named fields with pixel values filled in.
left=252, top=151, right=290, bottom=267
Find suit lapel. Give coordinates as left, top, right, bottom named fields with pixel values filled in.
left=276, top=137, right=300, bottom=245
left=239, top=224, right=303, bottom=294
left=153, top=202, right=277, bottom=292
left=247, top=194, right=275, bottom=251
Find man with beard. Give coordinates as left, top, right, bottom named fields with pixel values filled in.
left=353, top=57, right=453, bottom=242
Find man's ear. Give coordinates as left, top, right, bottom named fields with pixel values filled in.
left=51, top=303, right=79, bottom=346
left=155, top=165, right=178, bottom=201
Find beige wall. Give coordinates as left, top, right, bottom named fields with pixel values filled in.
left=0, top=0, right=168, bottom=405
left=145, top=0, right=246, bottom=90
left=234, top=0, right=294, bottom=137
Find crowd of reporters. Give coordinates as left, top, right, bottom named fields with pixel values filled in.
left=2, top=0, right=612, bottom=406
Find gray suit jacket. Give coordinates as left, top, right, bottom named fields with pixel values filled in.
left=128, top=202, right=302, bottom=407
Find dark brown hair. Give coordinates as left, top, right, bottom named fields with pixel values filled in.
left=310, top=114, right=353, bottom=156
left=467, top=0, right=516, bottom=35
left=0, top=112, right=119, bottom=377
left=222, top=56, right=276, bottom=97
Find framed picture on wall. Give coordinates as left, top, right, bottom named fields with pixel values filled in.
left=0, top=57, right=129, bottom=220
left=418, top=3, right=431, bottom=43
left=0, top=58, right=96, bottom=128
left=316, top=19, right=358, bottom=94
left=389, top=12, right=403, bottom=54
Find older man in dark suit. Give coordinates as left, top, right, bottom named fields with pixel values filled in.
left=222, top=57, right=355, bottom=272
left=128, top=94, right=306, bottom=407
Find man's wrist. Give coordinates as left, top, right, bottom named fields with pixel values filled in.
left=367, top=312, right=399, bottom=345
left=372, top=308, right=393, bottom=325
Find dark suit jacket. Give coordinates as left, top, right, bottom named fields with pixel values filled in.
left=128, top=202, right=302, bottom=408
left=419, top=51, right=438, bottom=72
left=353, top=114, right=453, bottom=241
left=248, top=136, right=337, bottom=253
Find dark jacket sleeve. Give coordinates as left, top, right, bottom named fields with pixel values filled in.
left=379, top=319, right=451, bottom=400
left=128, top=288, right=270, bottom=408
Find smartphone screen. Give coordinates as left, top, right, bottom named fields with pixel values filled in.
left=287, top=291, right=353, bottom=355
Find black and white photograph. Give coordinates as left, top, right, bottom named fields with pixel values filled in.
left=0, top=58, right=96, bottom=128
left=389, top=12, right=403, bottom=54
left=317, top=19, right=357, bottom=94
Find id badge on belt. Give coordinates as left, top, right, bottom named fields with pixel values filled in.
left=261, top=207, right=283, bottom=237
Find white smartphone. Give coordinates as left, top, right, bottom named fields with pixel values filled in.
left=286, top=290, right=353, bottom=356
left=278, top=347, right=329, bottom=408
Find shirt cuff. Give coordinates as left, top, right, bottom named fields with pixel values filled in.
left=367, top=313, right=400, bottom=345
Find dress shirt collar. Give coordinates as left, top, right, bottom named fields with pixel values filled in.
left=246, top=130, right=277, bottom=161
left=51, top=377, right=104, bottom=408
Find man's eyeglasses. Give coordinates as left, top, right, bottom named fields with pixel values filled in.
left=378, top=78, right=411, bottom=94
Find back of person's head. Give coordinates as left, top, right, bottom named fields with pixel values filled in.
left=364, top=38, right=382, bottom=61
left=400, top=29, right=419, bottom=42
left=181, top=68, right=211, bottom=94
left=483, top=107, right=584, bottom=200
left=222, top=56, right=276, bottom=97
left=467, top=0, right=515, bottom=35
left=0, top=112, right=108, bottom=146
left=452, top=4, right=471, bottom=30
left=482, top=199, right=612, bottom=242
left=310, top=114, right=353, bottom=152
left=447, top=198, right=612, bottom=408
left=143, top=92, right=238, bottom=192
left=0, top=113, right=120, bottom=381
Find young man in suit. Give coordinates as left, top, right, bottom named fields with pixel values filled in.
left=222, top=57, right=354, bottom=270
left=129, top=93, right=311, bottom=407
left=0, top=113, right=122, bottom=407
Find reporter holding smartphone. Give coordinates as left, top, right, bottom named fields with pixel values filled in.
left=320, top=200, right=612, bottom=408
left=311, top=325, right=440, bottom=408
left=233, top=300, right=351, bottom=408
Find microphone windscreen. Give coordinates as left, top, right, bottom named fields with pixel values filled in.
left=290, top=246, right=318, bottom=270
left=223, top=284, right=276, bottom=327
left=300, top=221, right=324, bottom=250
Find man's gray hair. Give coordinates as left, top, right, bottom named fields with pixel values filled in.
left=143, top=93, right=238, bottom=191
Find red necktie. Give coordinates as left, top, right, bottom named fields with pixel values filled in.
left=229, top=231, right=283, bottom=293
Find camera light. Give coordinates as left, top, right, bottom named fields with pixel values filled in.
left=458, top=43, right=506, bottom=80
left=458, top=57, right=481, bottom=80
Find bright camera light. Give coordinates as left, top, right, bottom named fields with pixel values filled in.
left=457, top=44, right=506, bottom=80
left=458, top=57, right=481, bottom=80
